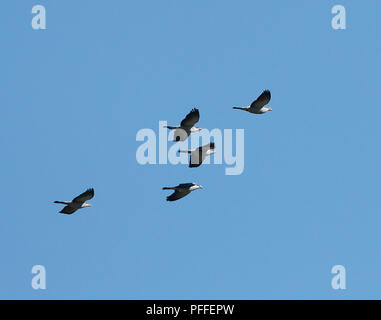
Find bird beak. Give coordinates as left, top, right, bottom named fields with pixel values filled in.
left=268, top=108, right=273, bottom=111
left=199, top=185, right=204, bottom=189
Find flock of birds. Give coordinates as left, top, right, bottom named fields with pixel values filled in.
left=54, top=89, right=272, bottom=213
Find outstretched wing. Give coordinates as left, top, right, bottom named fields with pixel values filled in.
left=60, top=206, right=77, bottom=215
left=250, top=90, right=271, bottom=111
left=189, top=149, right=203, bottom=168
left=72, top=188, right=94, bottom=204
left=166, top=189, right=191, bottom=202
left=189, top=143, right=215, bottom=168
left=173, top=128, right=190, bottom=141
left=202, top=142, right=215, bottom=151
left=180, top=108, right=199, bottom=127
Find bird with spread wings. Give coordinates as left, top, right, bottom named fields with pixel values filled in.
left=179, top=143, right=216, bottom=168
left=162, top=183, right=203, bottom=202
left=164, top=108, right=202, bottom=141
left=54, top=188, right=94, bottom=214
left=233, top=90, right=272, bottom=114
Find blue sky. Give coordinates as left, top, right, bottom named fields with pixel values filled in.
left=1, top=0, right=381, bottom=299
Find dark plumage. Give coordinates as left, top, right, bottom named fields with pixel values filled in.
left=164, top=108, right=202, bottom=141
left=54, top=188, right=94, bottom=215
left=179, top=143, right=216, bottom=168
left=233, top=90, right=272, bottom=114
left=162, top=183, right=203, bottom=202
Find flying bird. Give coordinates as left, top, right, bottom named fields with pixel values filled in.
left=179, top=143, right=216, bottom=168
left=164, top=108, right=202, bottom=141
left=233, top=90, right=272, bottom=114
left=54, top=188, right=94, bottom=214
left=162, top=183, right=203, bottom=202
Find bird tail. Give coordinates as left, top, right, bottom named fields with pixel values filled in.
left=162, top=187, right=175, bottom=190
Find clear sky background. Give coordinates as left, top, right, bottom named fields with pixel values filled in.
left=1, top=0, right=381, bottom=299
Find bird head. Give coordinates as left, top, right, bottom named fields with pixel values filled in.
left=197, top=184, right=204, bottom=189
left=194, top=127, right=203, bottom=132
left=266, top=107, right=272, bottom=112
left=84, top=203, right=92, bottom=207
